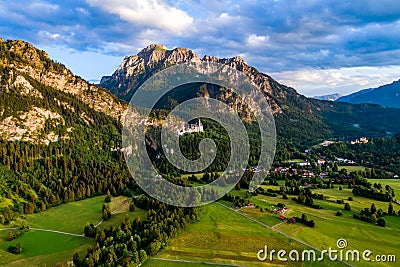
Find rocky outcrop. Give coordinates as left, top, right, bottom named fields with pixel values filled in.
left=1, top=40, right=126, bottom=121
left=0, top=40, right=129, bottom=143
left=100, top=44, right=289, bottom=114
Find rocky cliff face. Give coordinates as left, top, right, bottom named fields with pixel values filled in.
left=100, top=44, right=291, bottom=114
left=2, top=40, right=126, bottom=121
left=100, top=44, right=202, bottom=100
left=0, top=40, right=127, bottom=143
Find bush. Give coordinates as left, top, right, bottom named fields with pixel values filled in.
left=129, top=203, right=135, bottom=212
left=304, top=220, right=315, bottom=227
left=344, top=203, right=351, bottom=211
left=336, top=210, right=343, bottom=216
left=348, top=197, right=353, bottom=201
left=293, top=214, right=315, bottom=227
left=277, top=203, right=286, bottom=208
left=6, top=231, right=16, bottom=241
left=7, top=243, right=22, bottom=254
left=104, top=195, right=111, bottom=203
left=377, top=218, right=386, bottom=227
left=310, top=204, right=323, bottom=209
left=336, top=199, right=344, bottom=204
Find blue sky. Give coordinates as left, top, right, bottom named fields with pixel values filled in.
left=1, top=0, right=400, bottom=96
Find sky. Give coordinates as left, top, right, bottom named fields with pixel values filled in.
left=1, top=0, right=400, bottom=96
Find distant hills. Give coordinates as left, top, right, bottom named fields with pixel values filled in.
left=336, top=80, right=400, bottom=108
left=313, top=93, right=342, bottom=101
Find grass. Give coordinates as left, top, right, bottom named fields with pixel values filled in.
left=339, top=165, right=366, bottom=173
left=0, top=230, right=91, bottom=266
left=0, top=195, right=147, bottom=266
left=100, top=200, right=148, bottom=230
left=248, top=188, right=400, bottom=267
left=157, top=203, right=342, bottom=267
left=26, top=195, right=106, bottom=234
left=285, top=159, right=306, bottom=163
left=368, top=178, right=400, bottom=198
left=142, top=259, right=230, bottom=267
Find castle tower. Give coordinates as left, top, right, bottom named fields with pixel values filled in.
left=198, top=119, right=203, bottom=132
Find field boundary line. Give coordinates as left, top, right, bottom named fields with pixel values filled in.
left=150, top=257, right=246, bottom=267
left=216, top=202, right=353, bottom=267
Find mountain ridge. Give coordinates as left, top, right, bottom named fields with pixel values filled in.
left=0, top=39, right=127, bottom=143
left=313, top=93, right=342, bottom=101
left=100, top=44, right=400, bottom=145
left=336, top=80, right=400, bottom=108
left=2, top=40, right=400, bottom=147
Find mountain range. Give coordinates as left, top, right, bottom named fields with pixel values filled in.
left=100, top=44, right=400, bottom=145
left=313, top=93, right=342, bottom=101
left=1, top=40, right=400, bottom=151
left=336, top=80, right=400, bottom=108
left=1, top=38, right=400, bottom=229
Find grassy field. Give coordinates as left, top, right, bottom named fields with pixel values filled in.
left=142, top=259, right=231, bottom=267
left=368, top=178, right=400, bottom=199
left=339, top=165, right=366, bottom=173
left=157, top=203, right=343, bottom=267
left=0, top=195, right=146, bottom=266
left=0, top=230, right=90, bottom=266
left=246, top=187, right=400, bottom=267
left=26, top=195, right=106, bottom=234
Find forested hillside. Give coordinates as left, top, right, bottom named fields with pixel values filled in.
left=0, top=40, right=139, bottom=221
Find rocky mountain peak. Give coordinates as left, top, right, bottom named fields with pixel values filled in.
left=137, top=44, right=167, bottom=63
left=166, top=47, right=201, bottom=63
left=3, top=40, right=49, bottom=68
left=100, top=45, right=203, bottom=98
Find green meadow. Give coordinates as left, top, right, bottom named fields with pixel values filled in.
left=0, top=230, right=90, bottom=266
left=247, top=186, right=400, bottom=267
left=142, top=259, right=230, bottom=267
left=157, top=203, right=343, bottom=267
left=0, top=195, right=146, bottom=266
left=339, top=165, right=367, bottom=173
left=153, top=178, right=400, bottom=267
left=368, top=178, right=400, bottom=198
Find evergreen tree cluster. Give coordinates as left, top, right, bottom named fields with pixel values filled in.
left=76, top=195, right=200, bottom=266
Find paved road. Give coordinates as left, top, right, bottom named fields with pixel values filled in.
left=216, top=202, right=353, bottom=267
left=0, top=227, right=88, bottom=238
left=29, top=228, right=86, bottom=237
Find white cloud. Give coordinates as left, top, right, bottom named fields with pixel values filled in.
left=87, top=0, right=193, bottom=34
left=76, top=7, right=89, bottom=15
left=28, top=1, right=59, bottom=13
left=246, top=34, right=269, bottom=47
left=270, top=66, right=400, bottom=96
left=39, top=31, right=61, bottom=40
